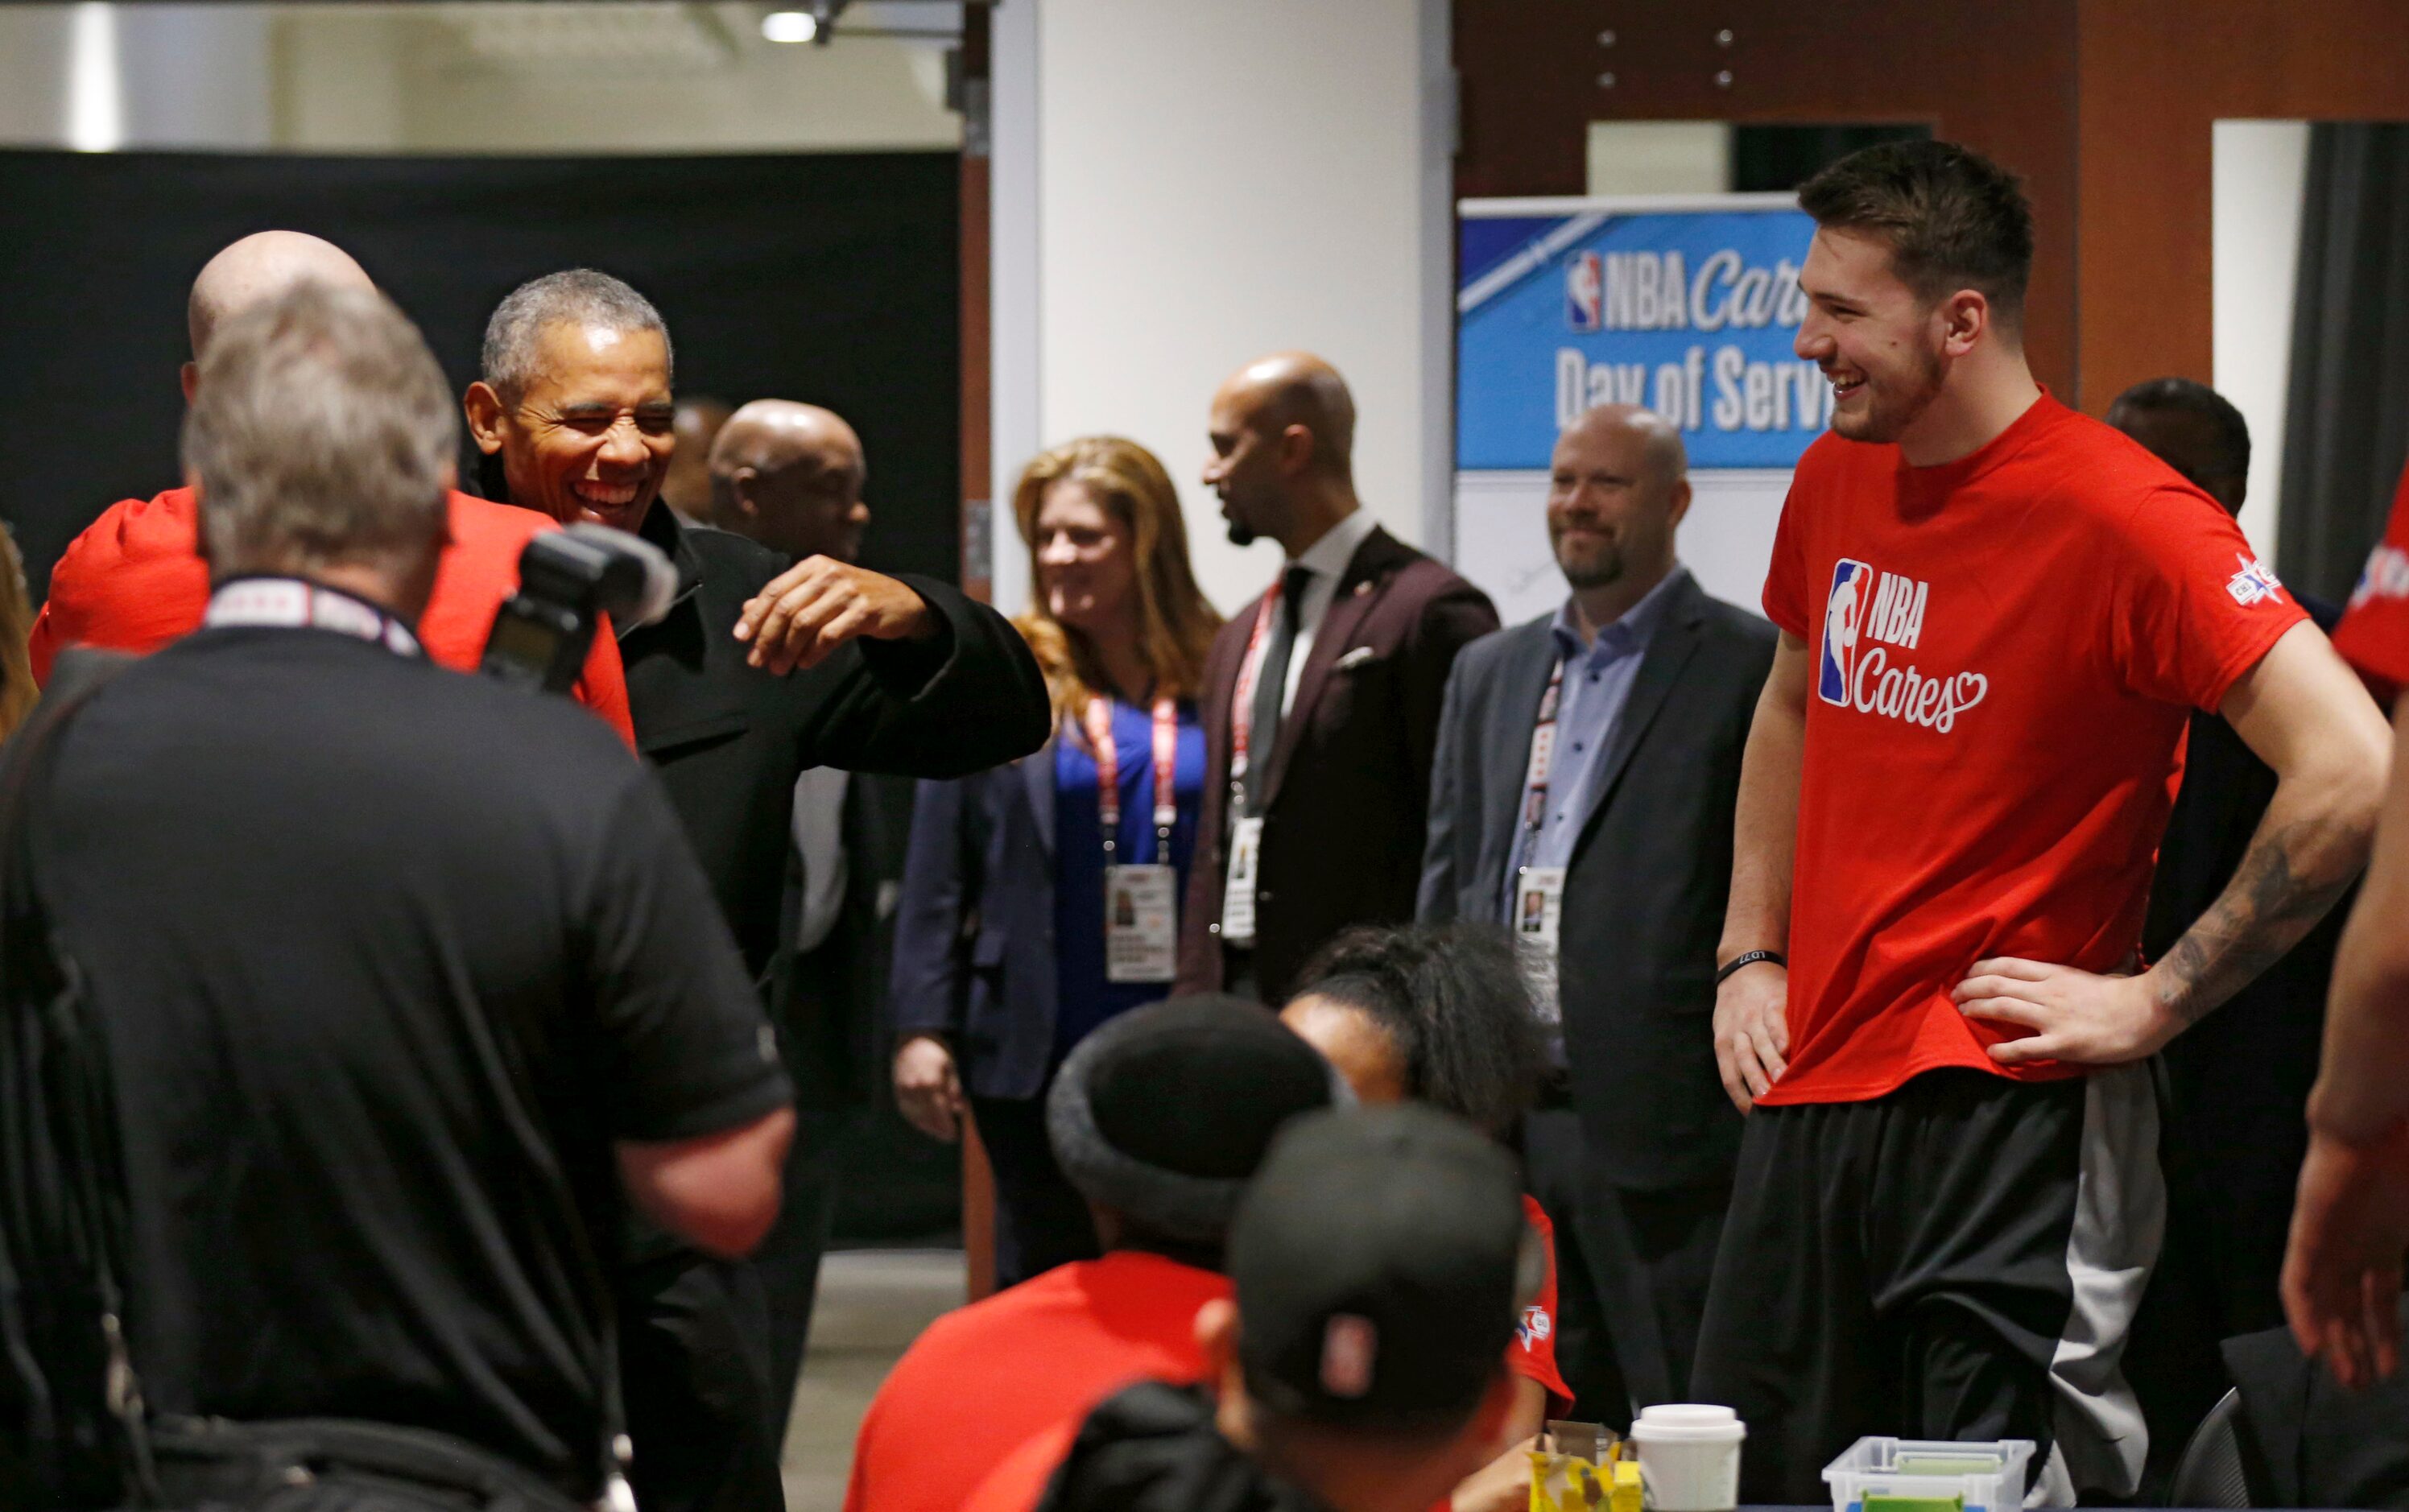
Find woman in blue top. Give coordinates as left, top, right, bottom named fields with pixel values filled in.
left=889, top=436, right=1223, bottom=1286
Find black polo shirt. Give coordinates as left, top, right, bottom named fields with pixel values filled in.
left=33, top=619, right=789, bottom=1495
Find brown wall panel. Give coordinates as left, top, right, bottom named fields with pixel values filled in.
left=1455, top=1, right=2081, bottom=393
left=2076, top=0, right=2409, bottom=413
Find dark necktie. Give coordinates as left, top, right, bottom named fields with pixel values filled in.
left=1243, top=564, right=1314, bottom=816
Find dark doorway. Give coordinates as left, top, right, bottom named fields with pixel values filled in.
left=0, top=148, right=961, bottom=596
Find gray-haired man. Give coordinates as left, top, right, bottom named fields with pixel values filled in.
left=23, top=283, right=794, bottom=1507
left=464, top=269, right=1050, bottom=1512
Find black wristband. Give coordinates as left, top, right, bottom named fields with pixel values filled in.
left=1716, top=949, right=1786, bottom=985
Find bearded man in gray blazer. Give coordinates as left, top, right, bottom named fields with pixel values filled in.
left=1420, top=403, right=1775, bottom=1421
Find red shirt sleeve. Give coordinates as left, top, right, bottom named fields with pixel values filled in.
left=1512, top=1196, right=1574, bottom=1413
left=1762, top=456, right=1813, bottom=639
left=2332, top=459, right=2409, bottom=697
left=2105, top=484, right=2306, bottom=713
left=31, top=493, right=211, bottom=686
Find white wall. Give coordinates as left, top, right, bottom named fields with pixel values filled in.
left=2212, top=119, right=2311, bottom=564
left=0, top=3, right=269, bottom=151
left=0, top=3, right=959, bottom=155
left=993, top=0, right=1453, bottom=617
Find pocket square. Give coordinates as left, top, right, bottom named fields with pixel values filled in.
left=1333, top=646, right=1376, bottom=671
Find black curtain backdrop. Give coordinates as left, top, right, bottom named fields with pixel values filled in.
left=2277, top=123, right=2409, bottom=602
left=1729, top=123, right=1932, bottom=193
left=0, top=148, right=961, bottom=597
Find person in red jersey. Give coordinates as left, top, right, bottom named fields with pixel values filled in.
left=844, top=997, right=1338, bottom=1512
left=1691, top=142, right=2388, bottom=1504
left=2286, top=454, right=2409, bottom=1390
left=2329, top=460, right=2409, bottom=704
left=28, top=230, right=634, bottom=744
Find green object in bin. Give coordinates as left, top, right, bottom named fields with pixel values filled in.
left=1862, top=1495, right=1965, bottom=1512
left=1890, top=1456, right=2001, bottom=1475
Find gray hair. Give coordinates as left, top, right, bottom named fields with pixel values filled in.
left=481, top=268, right=673, bottom=404
left=182, top=283, right=454, bottom=579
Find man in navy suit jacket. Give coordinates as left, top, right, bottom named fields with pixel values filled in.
left=1421, top=404, right=1775, bottom=1419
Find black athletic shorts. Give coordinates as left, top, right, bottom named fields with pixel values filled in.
left=1691, top=1065, right=2162, bottom=1506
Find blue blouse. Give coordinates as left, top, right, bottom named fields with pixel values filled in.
left=1051, top=696, right=1207, bottom=1060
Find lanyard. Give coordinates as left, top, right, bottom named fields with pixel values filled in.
left=1519, top=655, right=1569, bottom=837
left=203, top=576, right=423, bottom=658
left=1226, top=579, right=1287, bottom=784
left=1083, top=694, right=1180, bottom=864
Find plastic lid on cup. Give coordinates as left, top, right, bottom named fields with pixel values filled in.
left=1631, top=1404, right=1747, bottom=1442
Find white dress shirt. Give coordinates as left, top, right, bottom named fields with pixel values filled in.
left=1276, top=506, right=1381, bottom=718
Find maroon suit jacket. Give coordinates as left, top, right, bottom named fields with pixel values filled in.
left=1175, top=523, right=1499, bottom=1003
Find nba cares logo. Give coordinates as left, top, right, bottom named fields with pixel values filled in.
left=1565, top=251, right=1603, bottom=333
left=1817, top=556, right=1987, bottom=733
left=1817, top=558, right=1875, bottom=706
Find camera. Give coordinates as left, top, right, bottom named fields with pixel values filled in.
left=481, top=525, right=677, bottom=695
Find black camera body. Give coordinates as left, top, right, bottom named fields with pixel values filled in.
left=481, top=525, right=676, bottom=695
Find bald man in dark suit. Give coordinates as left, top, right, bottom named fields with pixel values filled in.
left=1175, top=353, right=1498, bottom=1005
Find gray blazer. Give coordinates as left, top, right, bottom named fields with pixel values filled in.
left=1419, top=571, right=1776, bottom=1190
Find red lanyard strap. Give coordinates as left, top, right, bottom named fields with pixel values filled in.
left=1227, top=582, right=1285, bottom=780
left=1082, top=694, right=1181, bottom=862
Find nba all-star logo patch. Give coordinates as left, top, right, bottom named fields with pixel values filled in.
left=1818, top=557, right=1988, bottom=733
left=2226, top=554, right=2283, bottom=607
left=1518, top=1303, right=1552, bottom=1353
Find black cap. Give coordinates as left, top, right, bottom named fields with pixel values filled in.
left=1229, top=1105, right=1527, bottom=1431
left=1047, top=994, right=1341, bottom=1246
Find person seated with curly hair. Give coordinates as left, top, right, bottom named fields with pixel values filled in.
left=1281, top=922, right=1568, bottom=1512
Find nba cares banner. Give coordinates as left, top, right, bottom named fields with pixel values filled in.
left=1453, top=194, right=1821, bottom=626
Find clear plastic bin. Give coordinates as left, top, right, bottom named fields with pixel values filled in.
left=1821, top=1436, right=2035, bottom=1512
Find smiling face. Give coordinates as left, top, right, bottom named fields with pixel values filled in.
left=1795, top=226, right=1951, bottom=446
left=1546, top=410, right=1686, bottom=593
left=1033, top=477, right=1138, bottom=636
left=486, top=320, right=676, bottom=531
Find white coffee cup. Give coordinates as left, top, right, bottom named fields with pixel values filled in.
left=1631, top=1403, right=1746, bottom=1511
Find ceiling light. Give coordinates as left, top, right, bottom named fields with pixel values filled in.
left=761, top=10, right=819, bottom=42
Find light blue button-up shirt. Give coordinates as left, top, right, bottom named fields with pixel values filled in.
left=1502, top=566, right=1691, bottom=919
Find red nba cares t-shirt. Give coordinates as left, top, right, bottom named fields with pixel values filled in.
left=2332, top=460, right=2409, bottom=696
left=28, top=486, right=634, bottom=746
left=1759, top=393, right=2304, bottom=1105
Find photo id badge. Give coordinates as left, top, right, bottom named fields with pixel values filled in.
left=1514, top=865, right=1566, bottom=1024
left=1105, top=864, right=1179, bottom=982
left=1221, top=816, right=1264, bottom=945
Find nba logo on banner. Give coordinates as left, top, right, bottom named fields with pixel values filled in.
left=1565, top=251, right=1603, bottom=333
left=1818, top=558, right=1874, bottom=706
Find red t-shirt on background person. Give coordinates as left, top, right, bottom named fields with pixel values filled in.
left=946, top=1201, right=1572, bottom=1512
left=1514, top=1194, right=1573, bottom=1412
left=28, top=486, right=636, bottom=746
left=2330, top=460, right=2409, bottom=697
left=844, top=1250, right=1229, bottom=1512
left=1759, top=393, right=2304, bottom=1106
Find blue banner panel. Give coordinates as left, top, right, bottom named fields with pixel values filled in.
left=1457, top=204, right=1827, bottom=471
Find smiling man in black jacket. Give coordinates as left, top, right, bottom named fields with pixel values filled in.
left=465, top=268, right=1049, bottom=1512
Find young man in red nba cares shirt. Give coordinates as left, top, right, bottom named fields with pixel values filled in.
left=1692, top=142, right=2389, bottom=1503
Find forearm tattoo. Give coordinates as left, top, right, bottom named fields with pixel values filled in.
left=2156, top=815, right=2361, bottom=1027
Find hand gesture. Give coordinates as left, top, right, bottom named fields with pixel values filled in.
left=2283, top=1121, right=2409, bottom=1388
left=1713, top=960, right=1789, bottom=1112
left=893, top=1034, right=966, bottom=1143
left=734, top=557, right=932, bottom=675
left=1951, top=957, right=2179, bottom=1066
